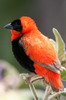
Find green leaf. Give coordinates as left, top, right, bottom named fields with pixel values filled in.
left=61, top=93, right=66, bottom=96
left=61, top=60, right=66, bottom=68
left=50, top=39, right=58, bottom=54
left=52, top=28, right=65, bottom=61
left=61, top=70, right=66, bottom=80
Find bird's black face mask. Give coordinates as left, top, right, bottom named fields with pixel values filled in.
left=4, top=19, right=22, bottom=32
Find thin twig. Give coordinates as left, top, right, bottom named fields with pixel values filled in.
left=29, top=83, right=38, bottom=100
left=43, top=85, right=52, bottom=100
left=47, top=90, right=65, bottom=100
left=19, top=73, right=66, bottom=100
left=19, top=73, right=39, bottom=100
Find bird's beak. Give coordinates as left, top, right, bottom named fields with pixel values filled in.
left=4, top=23, right=13, bottom=30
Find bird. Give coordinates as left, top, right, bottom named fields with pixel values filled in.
left=4, top=16, right=64, bottom=91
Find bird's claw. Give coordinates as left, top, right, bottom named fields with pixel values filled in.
left=19, top=73, right=35, bottom=84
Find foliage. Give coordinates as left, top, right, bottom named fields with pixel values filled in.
left=51, top=28, right=66, bottom=80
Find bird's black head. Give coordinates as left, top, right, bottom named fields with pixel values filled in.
left=4, top=19, right=22, bottom=32
left=4, top=16, right=38, bottom=34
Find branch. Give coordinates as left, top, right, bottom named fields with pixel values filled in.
left=29, top=83, right=38, bottom=100
left=19, top=73, right=66, bottom=100
left=19, top=73, right=39, bottom=100
left=47, top=88, right=66, bottom=100
left=43, top=85, right=52, bottom=100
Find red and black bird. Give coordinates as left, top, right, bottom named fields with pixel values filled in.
left=4, top=16, right=64, bottom=91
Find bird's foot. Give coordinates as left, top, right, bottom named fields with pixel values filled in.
left=19, top=73, right=43, bottom=84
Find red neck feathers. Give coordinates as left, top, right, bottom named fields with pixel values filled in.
left=10, top=30, right=22, bottom=41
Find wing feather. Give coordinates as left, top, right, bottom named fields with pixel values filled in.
left=35, top=60, right=61, bottom=74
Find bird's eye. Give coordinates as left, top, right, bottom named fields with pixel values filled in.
left=11, top=19, right=22, bottom=31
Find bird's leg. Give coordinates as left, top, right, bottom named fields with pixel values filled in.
left=30, top=75, right=44, bottom=83
left=19, top=73, right=44, bottom=84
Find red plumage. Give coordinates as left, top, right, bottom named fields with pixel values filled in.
left=5, top=16, right=64, bottom=91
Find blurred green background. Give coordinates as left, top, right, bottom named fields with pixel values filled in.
left=0, top=0, right=66, bottom=72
